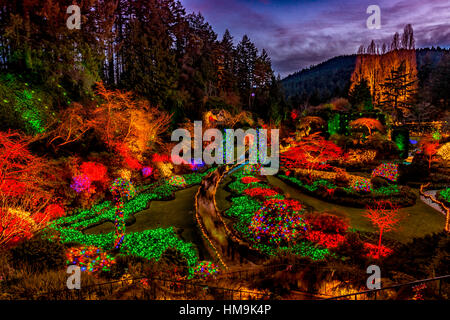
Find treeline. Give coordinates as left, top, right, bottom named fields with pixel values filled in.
left=282, top=55, right=357, bottom=106
left=0, top=0, right=287, bottom=127
left=282, top=48, right=449, bottom=115
left=357, top=24, right=415, bottom=55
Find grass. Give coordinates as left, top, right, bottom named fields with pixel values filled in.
left=215, top=174, right=233, bottom=212
left=84, top=186, right=212, bottom=260
left=266, top=176, right=445, bottom=244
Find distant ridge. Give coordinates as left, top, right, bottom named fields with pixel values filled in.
left=281, top=48, right=449, bottom=105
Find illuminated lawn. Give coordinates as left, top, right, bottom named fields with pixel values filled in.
left=85, top=185, right=211, bottom=259
left=266, top=176, right=445, bottom=244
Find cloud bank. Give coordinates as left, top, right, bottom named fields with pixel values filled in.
left=181, top=0, right=450, bottom=77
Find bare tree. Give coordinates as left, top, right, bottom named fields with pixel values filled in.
left=367, top=40, right=376, bottom=55
left=401, top=24, right=415, bottom=49
left=357, top=45, right=365, bottom=54
left=391, top=32, right=400, bottom=51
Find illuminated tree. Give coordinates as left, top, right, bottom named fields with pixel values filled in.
left=0, top=193, right=50, bottom=248
left=349, top=118, right=384, bottom=136
left=281, top=133, right=345, bottom=175
left=298, top=116, right=326, bottom=136
left=49, top=103, right=96, bottom=147
left=0, top=131, right=52, bottom=201
left=91, top=83, right=172, bottom=169
left=350, top=29, right=418, bottom=109
left=365, top=200, right=404, bottom=259
left=348, top=78, right=373, bottom=110
left=380, top=61, right=417, bottom=123
left=420, top=139, right=440, bottom=169
left=0, top=131, right=59, bottom=247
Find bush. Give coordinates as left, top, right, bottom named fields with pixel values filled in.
left=437, top=188, right=450, bottom=207
left=383, top=232, right=449, bottom=280
left=333, top=168, right=350, bottom=187
left=106, top=254, right=148, bottom=280
left=10, top=237, right=66, bottom=272
left=278, top=174, right=416, bottom=208
left=371, top=176, right=390, bottom=188
left=329, top=134, right=353, bottom=149
left=305, top=213, right=349, bottom=235
left=335, top=232, right=368, bottom=265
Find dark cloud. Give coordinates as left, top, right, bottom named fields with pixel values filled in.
left=181, top=0, right=450, bottom=77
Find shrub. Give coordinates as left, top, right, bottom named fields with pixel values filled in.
left=333, top=168, right=350, bottom=187
left=352, top=178, right=372, bottom=193
left=371, top=176, right=390, bottom=188
left=248, top=200, right=307, bottom=246
left=306, top=230, right=345, bottom=248
left=10, top=237, right=66, bottom=272
left=305, top=213, right=349, bottom=235
left=372, top=163, right=399, bottom=182
left=80, top=161, right=108, bottom=182
left=241, top=176, right=261, bottom=184
left=336, top=232, right=368, bottom=265
left=438, top=188, right=450, bottom=206
left=364, top=242, right=393, bottom=259
left=383, top=232, right=450, bottom=279
left=243, top=187, right=279, bottom=198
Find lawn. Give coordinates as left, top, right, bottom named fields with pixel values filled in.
left=84, top=186, right=212, bottom=260
left=214, top=171, right=446, bottom=244
left=215, top=174, right=233, bottom=212
left=266, top=176, right=445, bottom=244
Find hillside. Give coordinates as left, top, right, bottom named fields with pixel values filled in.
left=282, top=48, right=449, bottom=106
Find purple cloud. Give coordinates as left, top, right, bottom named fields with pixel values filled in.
left=181, top=0, right=450, bottom=77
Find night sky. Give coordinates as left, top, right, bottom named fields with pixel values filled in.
left=181, top=0, right=450, bottom=77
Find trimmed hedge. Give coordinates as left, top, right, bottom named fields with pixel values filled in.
left=437, top=188, right=450, bottom=208
left=278, top=174, right=416, bottom=208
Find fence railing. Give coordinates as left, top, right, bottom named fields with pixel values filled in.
left=325, top=274, right=450, bottom=300
left=28, top=274, right=271, bottom=300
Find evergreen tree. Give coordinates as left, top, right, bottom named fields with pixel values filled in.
left=348, top=78, right=373, bottom=110
left=0, top=0, right=114, bottom=98
left=177, top=12, right=218, bottom=117
left=428, top=53, right=450, bottom=111
left=217, top=29, right=236, bottom=93
left=380, top=61, right=417, bottom=123
left=120, top=0, right=179, bottom=106
left=235, top=35, right=258, bottom=110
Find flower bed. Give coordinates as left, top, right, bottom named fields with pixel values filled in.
left=223, top=168, right=399, bottom=263
left=372, top=163, right=399, bottom=182
left=66, top=245, right=116, bottom=273
left=243, top=187, right=279, bottom=198
left=223, top=169, right=331, bottom=261
left=364, top=242, right=393, bottom=259
left=45, top=170, right=215, bottom=277
left=305, top=231, right=345, bottom=249
left=241, top=176, right=261, bottom=184
left=193, top=261, right=221, bottom=280
left=277, top=173, right=416, bottom=208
